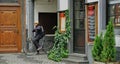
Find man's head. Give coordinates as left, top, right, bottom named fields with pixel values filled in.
left=34, top=22, right=38, bottom=26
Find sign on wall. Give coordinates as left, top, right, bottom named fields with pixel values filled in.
left=86, top=3, right=98, bottom=43
left=58, top=0, right=68, bottom=11
left=59, top=11, right=66, bottom=32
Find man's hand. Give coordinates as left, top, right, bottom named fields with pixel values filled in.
left=32, top=29, right=35, bottom=32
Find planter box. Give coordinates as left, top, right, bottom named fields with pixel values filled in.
left=94, top=61, right=120, bottom=64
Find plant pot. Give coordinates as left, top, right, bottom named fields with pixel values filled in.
left=107, top=62, right=120, bottom=64
left=94, top=61, right=106, bottom=64
left=94, top=61, right=120, bottom=64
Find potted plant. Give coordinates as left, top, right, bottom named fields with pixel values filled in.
left=92, top=33, right=104, bottom=64
left=92, top=20, right=119, bottom=64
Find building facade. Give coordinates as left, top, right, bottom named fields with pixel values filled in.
left=0, top=0, right=120, bottom=64
left=69, top=0, right=120, bottom=64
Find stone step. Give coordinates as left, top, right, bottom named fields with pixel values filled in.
left=68, top=53, right=87, bottom=60
left=62, top=53, right=89, bottom=64
left=62, top=58, right=89, bottom=64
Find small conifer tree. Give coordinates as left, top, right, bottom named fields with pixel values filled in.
left=92, top=33, right=103, bottom=61
left=101, top=20, right=116, bottom=62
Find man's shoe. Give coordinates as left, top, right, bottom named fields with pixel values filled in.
left=36, top=52, right=40, bottom=55
left=37, top=46, right=42, bottom=50
left=36, top=50, right=40, bottom=55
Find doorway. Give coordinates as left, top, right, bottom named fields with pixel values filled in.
left=39, top=13, right=57, bottom=34
left=73, top=0, right=85, bottom=54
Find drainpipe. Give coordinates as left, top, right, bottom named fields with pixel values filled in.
left=69, top=0, right=73, bottom=53
left=26, top=0, right=34, bottom=52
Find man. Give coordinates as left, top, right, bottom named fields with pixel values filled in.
left=32, top=23, right=45, bottom=54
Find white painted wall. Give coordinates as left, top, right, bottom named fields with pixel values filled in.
left=109, top=0, right=120, bottom=4
left=86, top=0, right=98, bottom=3
left=58, top=0, right=68, bottom=11
left=115, top=35, right=120, bottom=47
left=34, top=0, right=57, bottom=23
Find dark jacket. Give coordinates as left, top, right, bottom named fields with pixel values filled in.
left=32, top=25, right=45, bottom=40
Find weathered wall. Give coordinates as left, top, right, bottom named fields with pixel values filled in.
left=34, top=0, right=57, bottom=23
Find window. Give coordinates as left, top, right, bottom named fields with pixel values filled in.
left=0, top=0, right=18, bottom=3
left=108, top=3, right=120, bottom=26
left=39, top=13, right=57, bottom=34
left=74, top=0, right=85, bottom=30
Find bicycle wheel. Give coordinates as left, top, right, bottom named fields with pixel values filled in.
left=43, top=40, right=53, bottom=54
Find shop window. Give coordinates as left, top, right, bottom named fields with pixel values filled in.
left=0, top=0, right=18, bottom=3
left=108, top=3, right=120, bottom=26
left=74, top=0, right=85, bottom=30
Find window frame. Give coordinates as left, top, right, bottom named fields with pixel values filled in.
left=0, top=0, right=20, bottom=6
left=108, top=3, right=120, bottom=26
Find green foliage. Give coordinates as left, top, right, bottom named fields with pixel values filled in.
left=47, top=10, right=71, bottom=62
left=101, top=20, right=116, bottom=62
left=92, top=33, right=103, bottom=61
left=92, top=19, right=116, bottom=62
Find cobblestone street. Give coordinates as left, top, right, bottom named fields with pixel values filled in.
left=0, top=53, right=65, bottom=64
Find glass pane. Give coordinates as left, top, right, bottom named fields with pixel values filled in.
left=115, top=16, right=120, bottom=24
left=0, top=0, right=18, bottom=3
left=75, top=11, right=84, bottom=19
left=75, top=20, right=84, bottom=29
left=117, top=4, right=120, bottom=15
left=75, top=20, right=80, bottom=29
left=79, top=20, right=84, bottom=29
left=80, top=11, right=85, bottom=19
left=74, top=2, right=80, bottom=10
left=109, top=5, right=115, bottom=16
left=80, top=0, right=84, bottom=10
left=74, top=0, right=84, bottom=10
left=75, top=11, right=80, bottom=19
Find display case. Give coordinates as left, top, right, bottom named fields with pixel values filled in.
left=86, top=3, right=98, bottom=43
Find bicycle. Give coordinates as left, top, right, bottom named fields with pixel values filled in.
left=23, top=36, right=54, bottom=55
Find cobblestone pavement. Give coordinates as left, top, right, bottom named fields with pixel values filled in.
left=0, top=53, right=66, bottom=64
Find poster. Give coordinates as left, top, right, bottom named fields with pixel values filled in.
left=87, top=5, right=96, bottom=42
left=59, top=12, right=66, bottom=32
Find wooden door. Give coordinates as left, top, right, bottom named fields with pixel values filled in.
left=0, top=7, right=21, bottom=52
